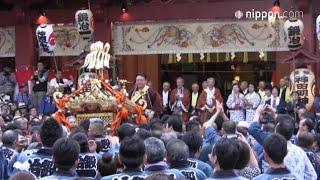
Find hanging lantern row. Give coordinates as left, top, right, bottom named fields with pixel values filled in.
left=75, top=8, right=94, bottom=40
left=36, top=24, right=56, bottom=53
left=283, top=17, right=304, bottom=51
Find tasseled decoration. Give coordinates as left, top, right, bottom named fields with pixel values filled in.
left=200, top=53, right=205, bottom=61
left=243, top=52, right=248, bottom=63
left=216, top=53, right=219, bottom=62
left=225, top=52, right=230, bottom=62
left=188, top=53, right=193, bottom=63
left=176, top=53, right=181, bottom=62
left=168, top=54, right=173, bottom=64
left=264, top=52, right=268, bottom=61
left=231, top=52, right=236, bottom=61
left=206, top=53, right=211, bottom=62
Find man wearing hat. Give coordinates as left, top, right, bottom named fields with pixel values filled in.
left=14, top=83, right=34, bottom=109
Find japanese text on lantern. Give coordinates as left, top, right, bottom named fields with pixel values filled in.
left=77, top=13, right=90, bottom=32
left=295, top=70, right=309, bottom=104
left=288, top=26, right=301, bottom=45
left=37, top=31, right=49, bottom=53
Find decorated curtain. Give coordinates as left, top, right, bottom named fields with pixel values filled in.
left=113, top=20, right=288, bottom=55
left=0, top=27, right=15, bottom=57
left=40, top=25, right=91, bottom=56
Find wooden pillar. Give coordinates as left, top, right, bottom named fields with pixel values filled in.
left=15, top=17, right=36, bottom=68
left=119, top=55, right=138, bottom=90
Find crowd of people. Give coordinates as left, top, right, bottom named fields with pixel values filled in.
left=0, top=62, right=320, bottom=180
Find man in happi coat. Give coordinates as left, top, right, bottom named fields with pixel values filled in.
left=169, top=77, right=191, bottom=122
left=128, top=73, right=162, bottom=119
left=197, top=77, right=223, bottom=124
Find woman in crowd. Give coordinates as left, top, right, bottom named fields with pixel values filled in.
left=265, top=86, right=280, bottom=112
left=244, top=83, right=261, bottom=124
left=226, top=83, right=245, bottom=122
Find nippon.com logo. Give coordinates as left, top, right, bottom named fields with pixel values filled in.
left=234, top=9, right=304, bottom=21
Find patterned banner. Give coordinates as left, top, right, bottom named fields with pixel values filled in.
left=113, top=20, right=289, bottom=55
left=0, top=27, right=15, bottom=57
left=40, top=24, right=91, bottom=56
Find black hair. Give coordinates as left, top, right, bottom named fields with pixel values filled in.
left=275, top=115, right=294, bottom=140
left=119, top=136, right=145, bottom=169
left=144, top=137, right=166, bottom=164
left=70, top=132, right=89, bottom=153
left=160, top=114, right=171, bottom=124
left=300, top=112, right=315, bottom=121
left=117, top=123, right=136, bottom=142
left=79, top=119, right=90, bottom=135
left=167, top=115, right=183, bottom=133
left=222, top=120, right=236, bottom=134
left=181, top=131, right=203, bottom=155
left=215, top=115, right=225, bottom=131
left=264, top=84, right=272, bottom=92
left=149, top=119, right=163, bottom=131
left=263, top=134, right=287, bottom=164
left=97, top=152, right=117, bottom=176
left=30, top=126, right=41, bottom=135
left=54, top=68, right=62, bottom=73
left=53, top=138, right=80, bottom=170
left=186, top=120, right=201, bottom=132
left=262, top=123, right=276, bottom=133
left=70, top=126, right=87, bottom=136
left=138, top=124, right=150, bottom=131
left=297, top=132, right=314, bottom=149
left=302, top=118, right=315, bottom=132
left=3, top=123, right=19, bottom=131
left=40, top=118, right=63, bottom=147
left=136, top=73, right=147, bottom=80
left=211, top=138, right=239, bottom=170
left=2, top=130, right=18, bottom=146
left=166, top=139, right=189, bottom=168
left=234, top=140, right=250, bottom=169
left=136, top=128, right=152, bottom=140
left=29, top=119, right=42, bottom=127
left=149, top=119, right=163, bottom=139
left=248, top=82, right=256, bottom=90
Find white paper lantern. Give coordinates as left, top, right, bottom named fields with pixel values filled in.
left=284, top=18, right=304, bottom=51
left=36, top=24, right=56, bottom=53
left=316, top=15, right=320, bottom=41
left=290, top=68, right=315, bottom=111
left=75, top=9, right=94, bottom=39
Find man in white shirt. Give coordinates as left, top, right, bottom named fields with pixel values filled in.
left=249, top=111, right=317, bottom=180
left=49, top=69, right=73, bottom=94
left=162, top=81, right=171, bottom=115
